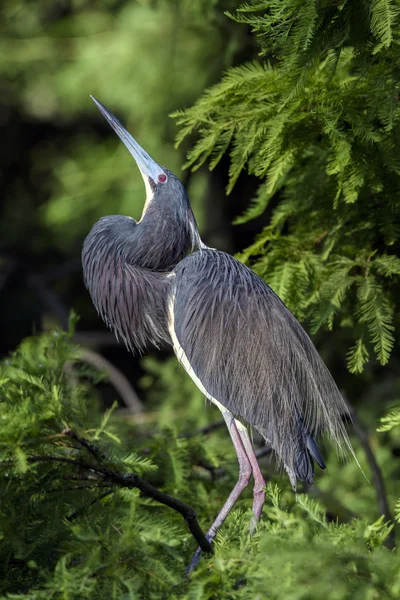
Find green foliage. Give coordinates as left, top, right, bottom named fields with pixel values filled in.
left=378, top=405, right=400, bottom=432
left=0, top=330, right=192, bottom=596
left=185, top=491, right=399, bottom=600
left=174, top=0, right=400, bottom=372
left=0, top=328, right=398, bottom=598
left=378, top=403, right=400, bottom=527
left=0, top=330, right=182, bottom=597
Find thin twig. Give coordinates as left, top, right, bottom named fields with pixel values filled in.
left=64, top=428, right=109, bottom=464
left=76, top=348, right=144, bottom=413
left=180, top=418, right=225, bottom=438
left=46, top=484, right=111, bottom=493
left=67, top=489, right=115, bottom=522
left=73, top=331, right=120, bottom=347
left=63, top=474, right=101, bottom=482
left=343, top=397, right=396, bottom=550
left=3, top=432, right=212, bottom=554
left=0, top=455, right=106, bottom=475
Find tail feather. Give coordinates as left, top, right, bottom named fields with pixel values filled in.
left=293, top=434, right=325, bottom=486
left=293, top=449, right=314, bottom=485
left=264, top=429, right=326, bottom=488
left=306, top=434, right=326, bottom=470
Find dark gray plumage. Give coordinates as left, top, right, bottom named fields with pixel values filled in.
left=82, top=166, right=201, bottom=353
left=82, top=98, right=354, bottom=567
left=172, top=249, right=349, bottom=484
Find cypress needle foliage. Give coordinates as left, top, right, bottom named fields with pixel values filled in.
left=0, top=325, right=398, bottom=597
left=0, top=326, right=223, bottom=597
left=173, top=0, right=400, bottom=373
left=0, top=328, right=182, bottom=597
left=378, top=404, right=400, bottom=524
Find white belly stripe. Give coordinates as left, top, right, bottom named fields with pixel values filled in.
left=167, top=295, right=230, bottom=416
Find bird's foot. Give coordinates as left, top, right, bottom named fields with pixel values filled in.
left=186, top=533, right=214, bottom=575
left=186, top=509, right=263, bottom=575
left=248, top=514, right=259, bottom=536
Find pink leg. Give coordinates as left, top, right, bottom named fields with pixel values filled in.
left=234, top=420, right=266, bottom=532
left=187, top=410, right=253, bottom=573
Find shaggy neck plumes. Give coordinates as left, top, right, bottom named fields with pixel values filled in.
left=81, top=197, right=202, bottom=353
left=82, top=215, right=169, bottom=353
left=135, top=194, right=202, bottom=271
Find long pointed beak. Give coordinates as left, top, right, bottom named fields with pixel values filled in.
left=91, top=96, right=163, bottom=182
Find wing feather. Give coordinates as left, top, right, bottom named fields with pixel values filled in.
left=171, top=249, right=352, bottom=482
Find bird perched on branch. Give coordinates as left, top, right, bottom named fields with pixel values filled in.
left=82, top=98, right=354, bottom=567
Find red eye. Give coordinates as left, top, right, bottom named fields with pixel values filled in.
left=158, top=173, right=167, bottom=183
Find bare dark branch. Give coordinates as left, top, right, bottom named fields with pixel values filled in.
left=64, top=428, right=110, bottom=465
left=180, top=418, right=225, bottom=438
left=73, top=331, right=120, bottom=347
left=343, top=397, right=396, bottom=550
left=64, top=428, right=212, bottom=552
left=27, top=455, right=105, bottom=473
left=3, top=431, right=212, bottom=555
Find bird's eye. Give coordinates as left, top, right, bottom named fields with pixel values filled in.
left=158, top=173, right=167, bottom=183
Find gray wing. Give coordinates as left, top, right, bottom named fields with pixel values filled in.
left=171, top=249, right=351, bottom=483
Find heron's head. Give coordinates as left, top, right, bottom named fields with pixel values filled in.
left=91, top=97, right=192, bottom=224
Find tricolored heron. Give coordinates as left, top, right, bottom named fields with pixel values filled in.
left=82, top=98, right=353, bottom=566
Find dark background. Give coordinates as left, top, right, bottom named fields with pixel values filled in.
left=0, top=0, right=264, bottom=377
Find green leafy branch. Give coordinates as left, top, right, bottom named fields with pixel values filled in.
left=173, top=0, right=400, bottom=372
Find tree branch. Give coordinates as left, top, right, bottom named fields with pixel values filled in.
left=180, top=418, right=225, bottom=438
left=9, top=430, right=212, bottom=555
left=107, top=470, right=212, bottom=552
left=75, top=348, right=144, bottom=414
left=73, top=331, right=120, bottom=347
left=64, top=428, right=110, bottom=465
left=343, top=397, right=396, bottom=550
left=27, top=455, right=105, bottom=473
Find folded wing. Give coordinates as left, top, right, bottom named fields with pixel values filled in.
left=170, top=249, right=351, bottom=484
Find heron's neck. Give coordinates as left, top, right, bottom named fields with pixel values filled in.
left=135, top=198, right=202, bottom=271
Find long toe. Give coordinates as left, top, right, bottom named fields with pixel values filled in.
left=186, top=533, right=213, bottom=575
